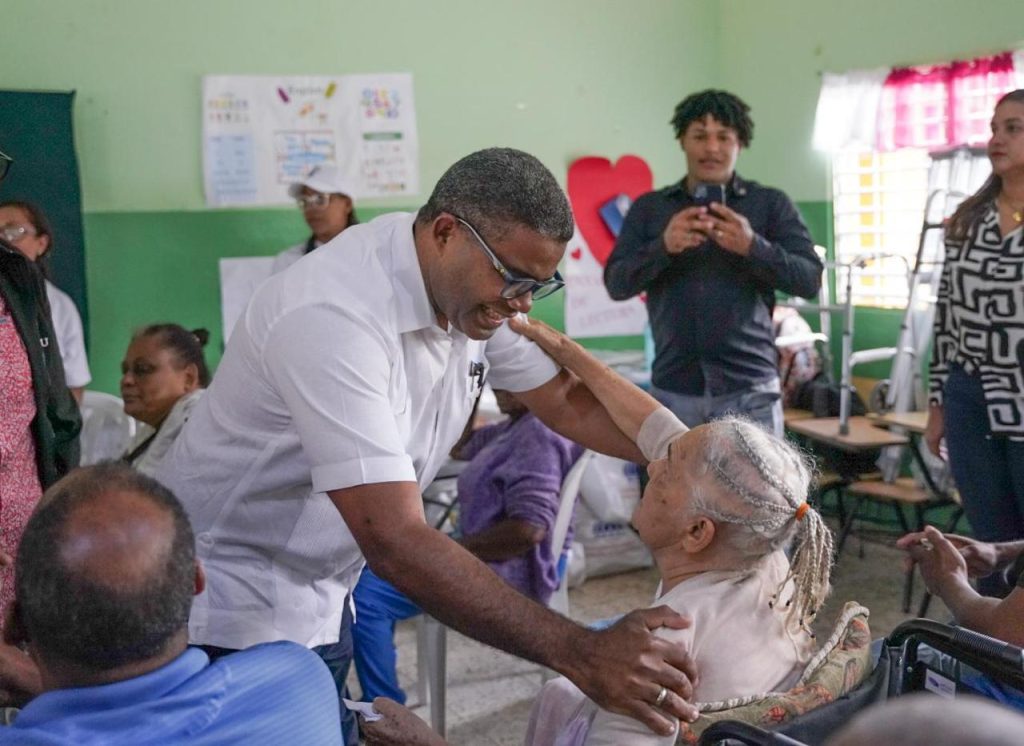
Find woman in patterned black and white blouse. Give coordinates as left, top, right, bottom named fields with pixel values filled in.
left=926, top=88, right=1024, bottom=597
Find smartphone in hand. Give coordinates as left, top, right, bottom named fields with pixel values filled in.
left=691, top=183, right=726, bottom=208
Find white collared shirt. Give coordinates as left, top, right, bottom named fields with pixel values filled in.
left=45, top=281, right=91, bottom=388
left=158, top=212, right=558, bottom=649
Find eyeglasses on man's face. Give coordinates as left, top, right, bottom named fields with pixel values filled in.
left=295, top=193, right=333, bottom=210
left=454, top=216, right=565, bottom=301
left=0, top=150, right=12, bottom=182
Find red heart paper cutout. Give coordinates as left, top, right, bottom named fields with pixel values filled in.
left=567, top=155, right=653, bottom=267
left=570, top=247, right=582, bottom=260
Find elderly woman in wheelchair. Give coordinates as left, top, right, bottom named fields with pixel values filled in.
left=511, top=317, right=845, bottom=745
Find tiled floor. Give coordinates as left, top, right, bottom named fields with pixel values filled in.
left=356, top=522, right=950, bottom=745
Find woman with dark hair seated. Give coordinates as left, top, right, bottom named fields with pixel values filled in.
left=121, top=324, right=210, bottom=476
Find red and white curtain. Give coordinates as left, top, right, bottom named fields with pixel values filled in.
left=814, top=50, right=1024, bottom=152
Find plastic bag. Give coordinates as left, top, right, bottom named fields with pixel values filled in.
left=572, top=501, right=652, bottom=579
left=578, top=455, right=641, bottom=523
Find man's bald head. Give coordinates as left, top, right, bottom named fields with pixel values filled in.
left=15, top=464, right=196, bottom=672
left=827, top=693, right=1024, bottom=746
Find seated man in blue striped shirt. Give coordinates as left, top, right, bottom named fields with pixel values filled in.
left=0, top=463, right=342, bottom=745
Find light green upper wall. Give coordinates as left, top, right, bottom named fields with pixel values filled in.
left=2, top=0, right=718, bottom=212
left=717, top=0, right=1024, bottom=201
left=7, top=0, right=1018, bottom=393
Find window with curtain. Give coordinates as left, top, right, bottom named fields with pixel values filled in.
left=831, top=149, right=930, bottom=308
left=877, top=52, right=1016, bottom=151
left=823, top=51, right=1018, bottom=307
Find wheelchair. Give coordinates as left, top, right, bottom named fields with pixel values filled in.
left=697, top=618, right=1024, bottom=746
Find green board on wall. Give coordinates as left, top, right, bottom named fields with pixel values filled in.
left=83, top=199, right=856, bottom=394
left=0, top=90, right=88, bottom=337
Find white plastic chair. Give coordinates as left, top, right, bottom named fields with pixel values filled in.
left=79, top=390, right=137, bottom=465
left=416, top=449, right=595, bottom=737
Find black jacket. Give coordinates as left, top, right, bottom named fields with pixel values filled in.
left=0, top=239, right=81, bottom=488
left=604, top=174, right=822, bottom=396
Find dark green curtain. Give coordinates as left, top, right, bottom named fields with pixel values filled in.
left=0, top=90, right=87, bottom=345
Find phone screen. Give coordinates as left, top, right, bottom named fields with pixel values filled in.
left=692, top=183, right=726, bottom=207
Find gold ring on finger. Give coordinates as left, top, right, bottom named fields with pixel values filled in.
left=654, top=686, right=669, bottom=708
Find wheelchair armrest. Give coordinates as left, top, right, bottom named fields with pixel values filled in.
left=885, top=618, right=1024, bottom=691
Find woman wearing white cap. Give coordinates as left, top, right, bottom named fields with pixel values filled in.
left=272, top=164, right=359, bottom=273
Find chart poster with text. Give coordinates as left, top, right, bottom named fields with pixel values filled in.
left=203, top=73, right=419, bottom=206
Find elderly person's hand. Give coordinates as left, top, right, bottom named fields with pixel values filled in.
left=361, top=698, right=447, bottom=746
left=897, top=529, right=1005, bottom=579
left=897, top=526, right=969, bottom=597
left=942, top=534, right=1006, bottom=578
left=508, top=315, right=578, bottom=367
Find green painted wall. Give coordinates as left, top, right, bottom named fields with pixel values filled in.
left=714, top=1, right=1023, bottom=382
left=717, top=0, right=1024, bottom=202
left=6, top=1, right=1022, bottom=392
left=3, top=0, right=721, bottom=393
left=3, top=0, right=718, bottom=211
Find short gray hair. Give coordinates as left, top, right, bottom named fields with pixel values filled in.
left=688, top=417, right=833, bottom=632
left=417, top=147, right=574, bottom=243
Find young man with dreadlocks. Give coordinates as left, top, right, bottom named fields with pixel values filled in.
left=512, top=317, right=833, bottom=746
left=604, top=90, right=822, bottom=438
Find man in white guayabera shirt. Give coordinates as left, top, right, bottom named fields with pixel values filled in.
left=158, top=148, right=700, bottom=744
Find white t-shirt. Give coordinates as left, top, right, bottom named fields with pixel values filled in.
left=527, top=551, right=816, bottom=746
left=124, top=388, right=204, bottom=478
left=158, top=212, right=559, bottom=650
left=45, top=281, right=91, bottom=388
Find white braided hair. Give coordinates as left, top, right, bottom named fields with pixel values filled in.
left=687, top=416, right=833, bottom=634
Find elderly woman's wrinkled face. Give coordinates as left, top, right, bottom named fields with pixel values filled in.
left=120, top=334, right=197, bottom=428
left=632, top=426, right=718, bottom=551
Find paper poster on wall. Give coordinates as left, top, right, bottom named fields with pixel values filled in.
left=564, top=226, right=647, bottom=337
left=563, top=155, right=653, bottom=338
left=203, top=74, right=418, bottom=206
left=218, top=257, right=274, bottom=343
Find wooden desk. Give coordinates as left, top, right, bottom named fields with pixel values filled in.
left=783, top=407, right=816, bottom=425
left=872, top=410, right=929, bottom=434
left=786, top=415, right=909, bottom=452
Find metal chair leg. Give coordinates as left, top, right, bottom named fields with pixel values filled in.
left=835, top=495, right=864, bottom=559
left=918, top=590, right=933, bottom=618
left=903, top=561, right=915, bottom=613
left=415, top=617, right=429, bottom=707
left=422, top=616, right=447, bottom=738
